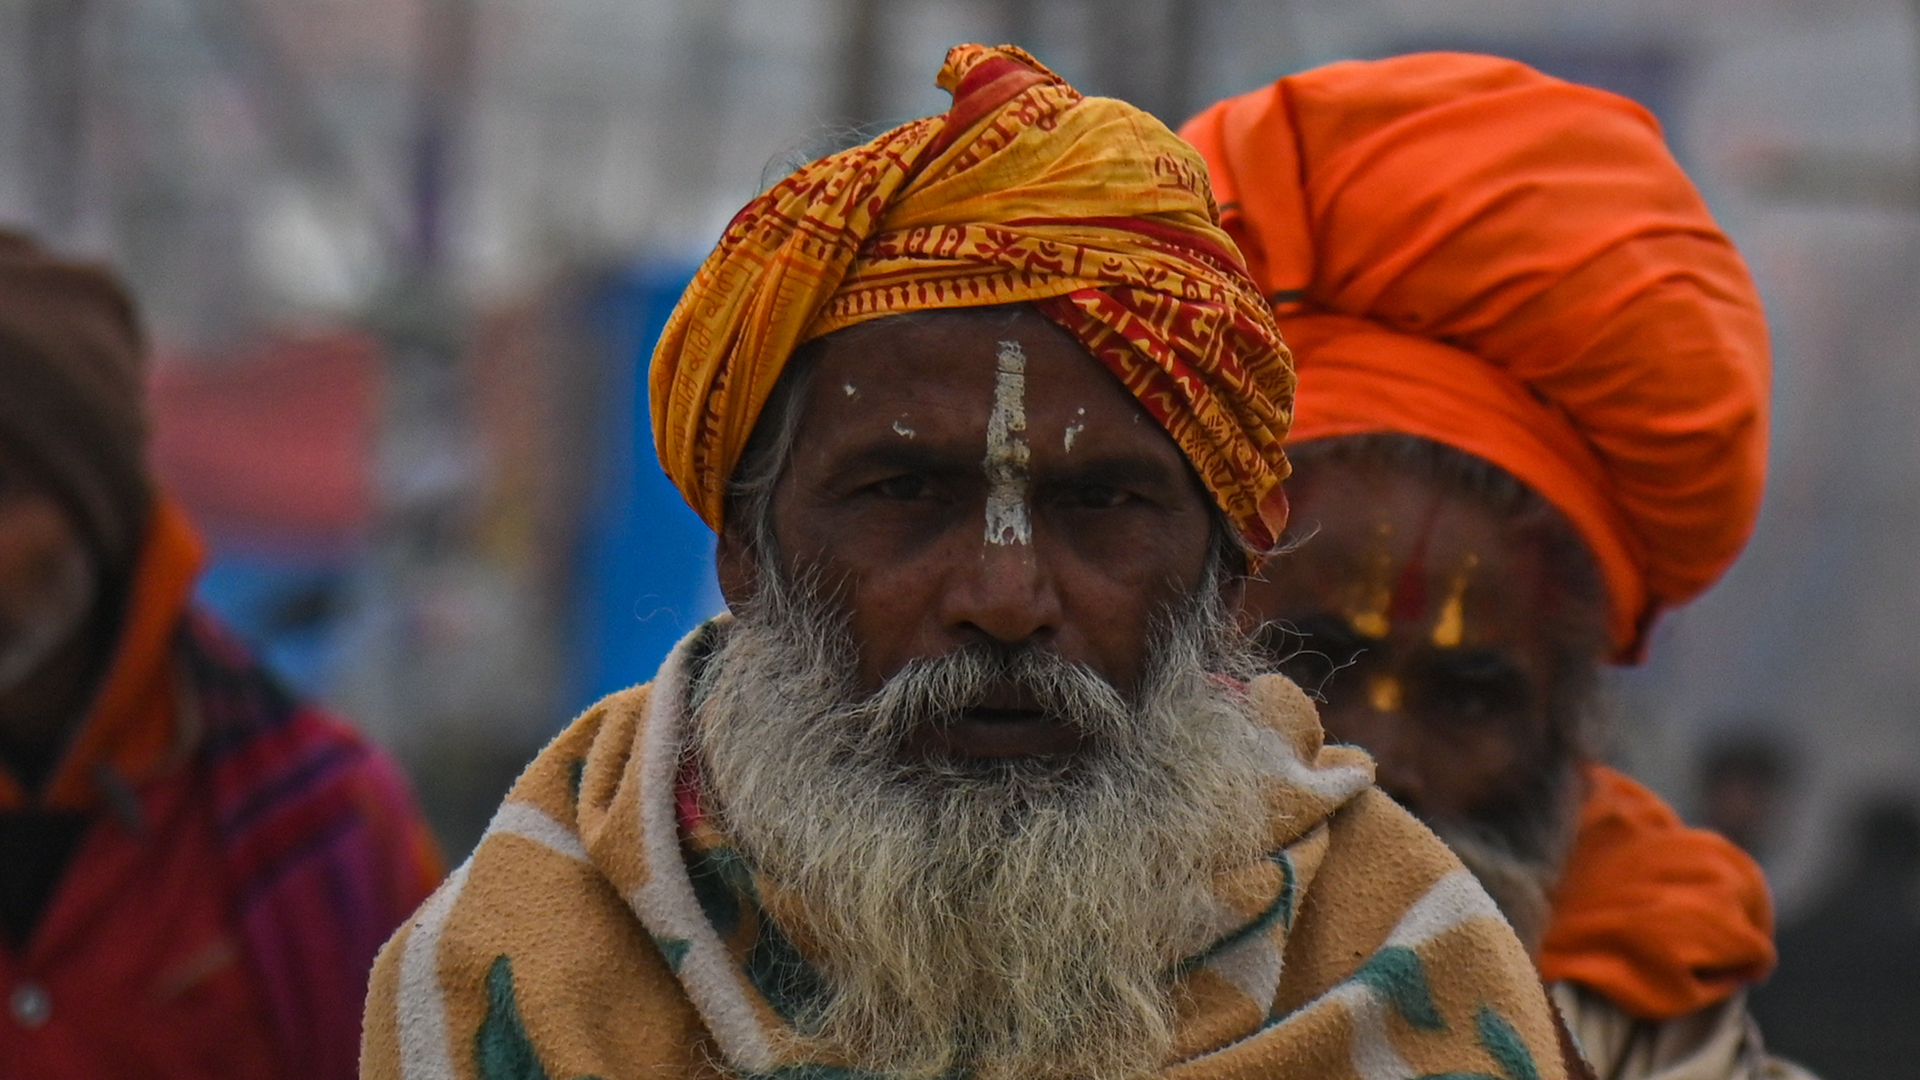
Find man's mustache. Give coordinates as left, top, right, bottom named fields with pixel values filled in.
left=853, top=643, right=1130, bottom=744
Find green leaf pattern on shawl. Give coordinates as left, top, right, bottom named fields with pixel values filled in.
left=1181, top=850, right=1299, bottom=982
left=477, top=954, right=605, bottom=1080
left=1474, top=1005, right=1541, bottom=1080
left=1403, top=1005, right=1543, bottom=1080
left=1353, top=945, right=1446, bottom=1031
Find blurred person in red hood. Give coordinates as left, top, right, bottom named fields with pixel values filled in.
left=0, top=228, right=441, bottom=1080
left=1184, top=53, right=1810, bottom=1080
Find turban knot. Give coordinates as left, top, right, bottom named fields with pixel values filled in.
left=1181, top=53, right=1770, bottom=659
left=652, top=44, right=1294, bottom=551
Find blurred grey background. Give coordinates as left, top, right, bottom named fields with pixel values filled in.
left=0, top=0, right=1914, bottom=944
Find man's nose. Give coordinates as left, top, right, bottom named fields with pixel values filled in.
left=941, top=536, right=1063, bottom=647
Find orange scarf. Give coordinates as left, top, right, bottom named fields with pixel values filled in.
left=1541, top=765, right=1775, bottom=1020
left=0, top=498, right=203, bottom=811
left=651, top=44, right=1294, bottom=549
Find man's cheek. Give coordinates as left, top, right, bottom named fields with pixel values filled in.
left=846, top=589, right=926, bottom=689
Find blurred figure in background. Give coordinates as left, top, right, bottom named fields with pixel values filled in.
left=1184, top=55, right=1807, bottom=1080
left=1696, top=727, right=1796, bottom=860
left=0, top=230, right=441, bottom=1080
left=1750, top=793, right=1920, bottom=1079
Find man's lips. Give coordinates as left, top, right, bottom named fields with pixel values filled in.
left=905, top=707, right=1086, bottom=759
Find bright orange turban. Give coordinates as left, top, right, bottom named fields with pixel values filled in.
left=1180, top=53, right=1770, bottom=660
left=652, top=44, right=1294, bottom=550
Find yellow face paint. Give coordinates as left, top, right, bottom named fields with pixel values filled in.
left=1346, top=523, right=1395, bottom=640
left=1367, top=673, right=1404, bottom=713
left=1350, top=607, right=1390, bottom=640
left=1429, top=553, right=1481, bottom=649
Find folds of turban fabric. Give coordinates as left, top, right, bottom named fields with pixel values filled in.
left=651, top=43, right=1295, bottom=550
left=1180, top=53, right=1770, bottom=659
left=1542, top=765, right=1776, bottom=1020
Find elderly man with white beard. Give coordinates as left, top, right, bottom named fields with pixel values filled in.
left=363, top=45, right=1581, bottom=1080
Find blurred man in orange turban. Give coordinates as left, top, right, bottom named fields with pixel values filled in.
left=365, top=44, right=1583, bottom=1080
left=1184, top=53, right=1808, bottom=1080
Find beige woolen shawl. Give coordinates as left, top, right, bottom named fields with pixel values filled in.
left=363, top=624, right=1569, bottom=1080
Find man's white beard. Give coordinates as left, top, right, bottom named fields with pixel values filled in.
left=693, top=578, right=1273, bottom=1080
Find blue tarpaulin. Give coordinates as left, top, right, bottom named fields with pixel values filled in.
left=566, top=262, right=721, bottom=714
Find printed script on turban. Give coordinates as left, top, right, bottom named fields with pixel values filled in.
left=650, top=44, right=1296, bottom=551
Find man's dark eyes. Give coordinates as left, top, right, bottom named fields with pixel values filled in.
left=867, top=475, right=933, bottom=501
left=1271, top=613, right=1370, bottom=663
left=1417, top=653, right=1531, bottom=719
left=1262, top=615, right=1530, bottom=721
left=1064, top=483, right=1130, bottom=510
left=862, top=477, right=1138, bottom=508
left=1264, top=612, right=1370, bottom=691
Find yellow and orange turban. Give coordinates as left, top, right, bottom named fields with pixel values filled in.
left=1180, top=53, right=1770, bottom=660
left=651, top=44, right=1295, bottom=550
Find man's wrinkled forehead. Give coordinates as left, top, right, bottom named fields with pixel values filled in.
left=787, top=308, right=1199, bottom=471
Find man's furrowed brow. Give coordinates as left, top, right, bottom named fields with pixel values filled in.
left=823, top=440, right=979, bottom=481
left=1035, top=452, right=1196, bottom=493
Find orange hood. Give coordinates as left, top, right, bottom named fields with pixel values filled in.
left=0, top=498, right=203, bottom=810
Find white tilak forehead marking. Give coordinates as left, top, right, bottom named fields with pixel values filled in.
left=983, top=339, right=1031, bottom=546
left=892, top=419, right=916, bottom=438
